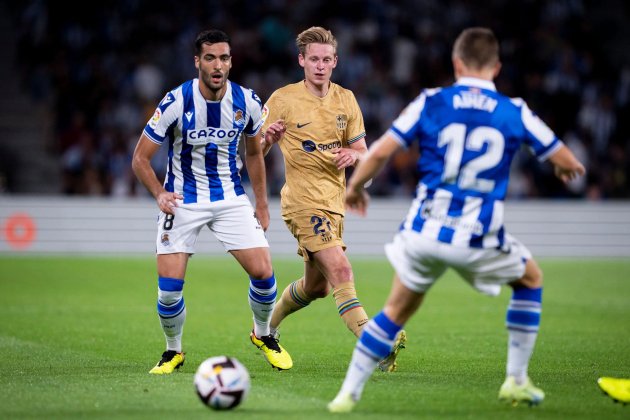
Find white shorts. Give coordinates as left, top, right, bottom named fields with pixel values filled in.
left=156, top=195, right=269, bottom=254
left=385, top=230, right=531, bottom=296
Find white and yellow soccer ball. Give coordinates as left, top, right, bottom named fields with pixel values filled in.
left=193, top=356, right=250, bottom=410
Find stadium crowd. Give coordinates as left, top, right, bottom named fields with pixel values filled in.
left=9, top=0, right=630, bottom=199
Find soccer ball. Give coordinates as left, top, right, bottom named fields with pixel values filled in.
left=193, top=356, right=250, bottom=410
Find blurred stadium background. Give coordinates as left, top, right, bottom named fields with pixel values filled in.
left=1, top=4, right=629, bottom=418
left=1, top=0, right=629, bottom=257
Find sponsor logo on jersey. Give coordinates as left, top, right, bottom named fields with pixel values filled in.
left=185, top=111, right=193, bottom=122
left=301, top=139, right=342, bottom=153
left=149, top=108, right=162, bottom=129
left=336, top=114, right=348, bottom=129
left=297, top=121, right=312, bottom=128
left=187, top=127, right=239, bottom=145
left=302, top=140, right=316, bottom=152
left=421, top=201, right=484, bottom=235
left=318, top=140, right=342, bottom=152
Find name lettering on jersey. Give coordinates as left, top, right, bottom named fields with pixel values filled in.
left=185, top=111, right=193, bottom=122
left=421, top=201, right=484, bottom=235
left=453, top=91, right=498, bottom=112
left=187, top=128, right=239, bottom=145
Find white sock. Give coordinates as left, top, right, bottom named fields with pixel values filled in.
left=339, top=347, right=380, bottom=399
left=337, top=312, right=400, bottom=399
left=507, top=330, right=537, bottom=383
left=505, top=287, right=542, bottom=384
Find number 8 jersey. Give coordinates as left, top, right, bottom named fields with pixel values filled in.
left=389, top=77, right=562, bottom=249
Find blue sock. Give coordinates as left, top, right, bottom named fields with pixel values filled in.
left=248, top=273, right=277, bottom=337
left=339, top=311, right=403, bottom=399
left=357, top=311, right=403, bottom=360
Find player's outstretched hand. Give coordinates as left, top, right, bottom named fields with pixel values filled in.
left=554, top=162, right=586, bottom=183
left=254, top=203, right=270, bottom=231
left=346, top=188, right=369, bottom=216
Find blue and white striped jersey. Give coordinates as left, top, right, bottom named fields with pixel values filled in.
left=389, top=77, right=562, bottom=249
left=144, top=78, right=264, bottom=204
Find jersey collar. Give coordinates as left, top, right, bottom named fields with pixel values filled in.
left=455, top=77, right=496, bottom=91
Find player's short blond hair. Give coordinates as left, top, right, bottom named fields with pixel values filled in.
left=452, top=27, right=499, bottom=70
left=296, top=26, right=337, bottom=56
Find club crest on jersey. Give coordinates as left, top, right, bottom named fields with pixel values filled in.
left=149, top=108, right=162, bottom=129
left=234, top=109, right=245, bottom=128
left=161, top=233, right=171, bottom=246
left=336, top=114, right=348, bottom=130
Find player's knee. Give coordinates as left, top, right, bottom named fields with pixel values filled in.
left=247, top=260, right=273, bottom=280
left=330, top=265, right=354, bottom=284
left=515, top=259, right=543, bottom=289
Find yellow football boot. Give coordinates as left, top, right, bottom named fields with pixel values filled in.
left=250, top=331, right=293, bottom=370
left=149, top=350, right=185, bottom=374
left=328, top=391, right=357, bottom=413
left=598, top=377, right=630, bottom=404
left=377, top=329, right=407, bottom=372
left=498, top=376, right=544, bottom=406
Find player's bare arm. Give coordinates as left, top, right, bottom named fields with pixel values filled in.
left=261, top=119, right=286, bottom=156
left=548, top=144, right=586, bottom=183
left=132, top=134, right=182, bottom=215
left=346, top=134, right=401, bottom=216
left=246, top=131, right=271, bottom=230
left=332, top=138, right=368, bottom=170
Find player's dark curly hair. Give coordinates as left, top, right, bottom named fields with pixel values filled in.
left=195, top=29, right=231, bottom=55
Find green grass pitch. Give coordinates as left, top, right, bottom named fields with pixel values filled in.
left=0, top=256, right=628, bottom=419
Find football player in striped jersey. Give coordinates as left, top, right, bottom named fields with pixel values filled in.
left=132, top=29, right=292, bottom=373
left=329, top=27, right=585, bottom=412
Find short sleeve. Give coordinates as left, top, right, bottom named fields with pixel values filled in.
left=143, top=91, right=179, bottom=144
left=261, top=91, right=285, bottom=133
left=244, top=89, right=264, bottom=136
left=345, top=92, right=366, bottom=144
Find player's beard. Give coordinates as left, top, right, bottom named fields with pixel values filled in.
left=201, top=71, right=228, bottom=95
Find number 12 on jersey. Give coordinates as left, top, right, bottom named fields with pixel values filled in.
left=438, top=123, right=505, bottom=193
